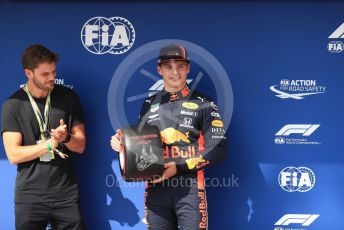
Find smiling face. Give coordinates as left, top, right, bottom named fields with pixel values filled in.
left=157, top=60, right=190, bottom=93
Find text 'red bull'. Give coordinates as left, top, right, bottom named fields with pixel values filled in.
left=198, top=191, right=207, bottom=229
left=163, top=145, right=197, bottom=159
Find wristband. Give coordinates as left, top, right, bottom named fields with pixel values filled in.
left=62, top=133, right=71, bottom=144
left=47, top=139, right=53, bottom=152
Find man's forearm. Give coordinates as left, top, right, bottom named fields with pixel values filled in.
left=6, top=141, right=51, bottom=164
left=64, top=134, right=86, bottom=154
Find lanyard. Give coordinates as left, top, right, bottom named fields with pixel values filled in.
left=23, top=84, right=51, bottom=139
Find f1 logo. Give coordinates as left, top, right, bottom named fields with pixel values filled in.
left=275, top=214, right=319, bottom=226
left=275, top=124, right=320, bottom=136
left=328, top=22, right=344, bottom=53
left=329, top=22, right=344, bottom=38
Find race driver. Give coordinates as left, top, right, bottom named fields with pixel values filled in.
left=111, top=44, right=227, bottom=230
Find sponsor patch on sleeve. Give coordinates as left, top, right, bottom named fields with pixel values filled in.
left=212, top=120, right=224, bottom=127
left=186, top=156, right=208, bottom=170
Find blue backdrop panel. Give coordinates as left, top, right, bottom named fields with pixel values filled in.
left=0, top=1, right=343, bottom=230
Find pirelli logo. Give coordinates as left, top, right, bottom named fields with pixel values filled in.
left=212, top=120, right=224, bottom=127
left=182, top=102, right=199, bottom=110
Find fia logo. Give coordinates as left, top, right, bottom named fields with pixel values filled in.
left=274, top=137, right=285, bottom=144
left=278, top=166, right=316, bottom=192
left=328, top=22, right=344, bottom=53
left=81, top=16, right=135, bottom=55
left=328, top=41, right=343, bottom=53
left=280, top=79, right=290, bottom=87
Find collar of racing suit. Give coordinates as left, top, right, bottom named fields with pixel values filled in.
left=162, top=85, right=190, bottom=102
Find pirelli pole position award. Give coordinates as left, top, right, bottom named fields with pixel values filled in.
left=119, top=125, right=164, bottom=181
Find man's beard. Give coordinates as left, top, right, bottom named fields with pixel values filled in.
left=33, top=76, right=54, bottom=92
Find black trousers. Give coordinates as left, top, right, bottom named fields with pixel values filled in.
left=15, top=198, right=83, bottom=230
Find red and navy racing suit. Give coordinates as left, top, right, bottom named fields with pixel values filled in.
left=138, top=86, right=227, bottom=230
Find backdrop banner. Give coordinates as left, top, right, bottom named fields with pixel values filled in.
left=0, top=1, right=343, bottom=229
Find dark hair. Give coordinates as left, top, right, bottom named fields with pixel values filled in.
left=22, top=44, right=59, bottom=70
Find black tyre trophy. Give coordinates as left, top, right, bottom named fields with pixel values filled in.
left=119, top=125, right=164, bottom=182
